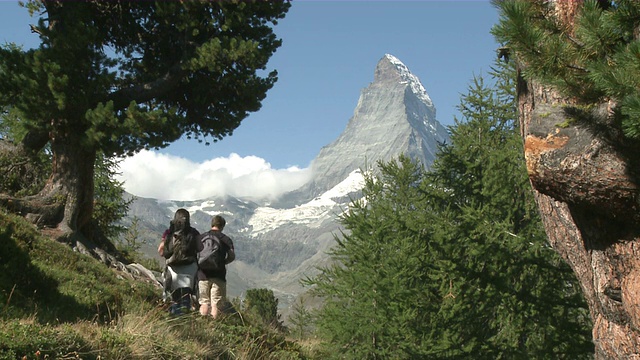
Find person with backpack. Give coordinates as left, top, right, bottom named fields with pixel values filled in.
left=158, top=208, right=202, bottom=315
left=197, top=215, right=235, bottom=319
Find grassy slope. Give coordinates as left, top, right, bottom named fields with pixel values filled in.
left=0, top=209, right=312, bottom=360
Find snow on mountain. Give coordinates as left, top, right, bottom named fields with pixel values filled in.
left=273, top=54, right=448, bottom=209
left=247, top=169, right=365, bottom=235
left=384, top=53, right=434, bottom=108
left=160, top=199, right=250, bottom=220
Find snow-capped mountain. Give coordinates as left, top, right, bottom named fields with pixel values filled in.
left=125, top=54, right=450, bottom=312
left=274, top=53, right=448, bottom=207
left=246, top=169, right=365, bottom=235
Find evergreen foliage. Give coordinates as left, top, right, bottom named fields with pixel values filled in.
left=244, top=288, right=282, bottom=328
left=93, top=152, right=133, bottom=240
left=491, top=0, right=640, bottom=139
left=306, top=157, right=440, bottom=359
left=119, top=216, right=144, bottom=259
left=0, top=106, right=50, bottom=197
left=0, top=113, right=131, bottom=242
left=305, top=60, right=593, bottom=359
left=0, top=145, right=50, bottom=197
left=426, top=62, right=593, bottom=358
left=0, top=1, right=291, bottom=155
left=0, top=127, right=132, bottom=246
left=289, top=297, right=314, bottom=339
left=0, top=1, right=291, bottom=240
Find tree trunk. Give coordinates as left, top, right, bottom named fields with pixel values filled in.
left=515, top=3, right=640, bottom=358
left=41, top=124, right=96, bottom=244
left=517, top=34, right=640, bottom=360
left=519, top=78, right=640, bottom=360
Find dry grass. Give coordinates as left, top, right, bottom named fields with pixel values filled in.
left=0, top=210, right=312, bottom=360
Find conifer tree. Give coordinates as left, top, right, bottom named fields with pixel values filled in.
left=244, top=288, right=282, bottom=328
left=0, top=1, right=290, bottom=253
left=305, top=156, right=439, bottom=359
left=427, top=62, right=592, bottom=358
left=288, top=297, right=313, bottom=339
left=305, top=60, right=592, bottom=359
left=92, top=152, right=132, bottom=240
left=1, top=112, right=130, bottom=245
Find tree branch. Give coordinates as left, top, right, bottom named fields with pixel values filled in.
left=107, top=61, right=187, bottom=111
left=20, top=129, right=50, bottom=154
left=29, top=24, right=44, bottom=36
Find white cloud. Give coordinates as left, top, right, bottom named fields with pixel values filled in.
left=115, top=150, right=312, bottom=201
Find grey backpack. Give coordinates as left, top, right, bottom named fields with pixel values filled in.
left=198, top=231, right=226, bottom=271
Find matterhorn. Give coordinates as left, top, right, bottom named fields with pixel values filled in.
left=275, top=53, right=448, bottom=207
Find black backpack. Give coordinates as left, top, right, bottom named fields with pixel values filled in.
left=198, top=231, right=227, bottom=271
left=165, top=229, right=197, bottom=266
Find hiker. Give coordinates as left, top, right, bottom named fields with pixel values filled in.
left=158, top=208, right=202, bottom=315
left=197, top=215, right=235, bottom=319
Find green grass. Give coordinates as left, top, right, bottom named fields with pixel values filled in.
left=0, top=209, right=318, bottom=359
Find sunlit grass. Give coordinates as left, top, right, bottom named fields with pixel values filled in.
left=0, top=209, right=318, bottom=359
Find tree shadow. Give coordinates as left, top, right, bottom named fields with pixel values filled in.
left=0, top=224, right=96, bottom=324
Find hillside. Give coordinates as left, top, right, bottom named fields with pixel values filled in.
left=0, top=208, right=314, bottom=359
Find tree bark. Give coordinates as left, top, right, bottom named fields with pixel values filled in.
left=32, top=121, right=103, bottom=250
left=516, top=2, right=640, bottom=353
left=48, top=128, right=95, bottom=229
left=519, top=75, right=640, bottom=360
left=0, top=119, right=121, bottom=257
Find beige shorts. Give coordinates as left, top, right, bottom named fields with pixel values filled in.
left=198, top=278, right=227, bottom=308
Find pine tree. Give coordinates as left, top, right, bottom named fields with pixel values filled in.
left=305, top=156, right=439, bottom=359
left=244, top=288, right=282, bottom=328
left=288, top=297, right=314, bottom=339
left=305, top=60, right=592, bottom=359
left=0, top=113, right=132, bottom=244
left=427, top=61, right=592, bottom=358
left=0, top=1, right=290, bottom=251
left=492, top=0, right=640, bottom=137
left=93, top=152, right=133, bottom=240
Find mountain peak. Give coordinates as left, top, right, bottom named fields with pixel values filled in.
left=375, top=54, right=433, bottom=108
left=272, top=54, right=449, bottom=208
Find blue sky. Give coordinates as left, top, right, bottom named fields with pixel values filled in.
left=0, top=1, right=501, bottom=201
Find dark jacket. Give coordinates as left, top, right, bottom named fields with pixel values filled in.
left=197, top=230, right=234, bottom=281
